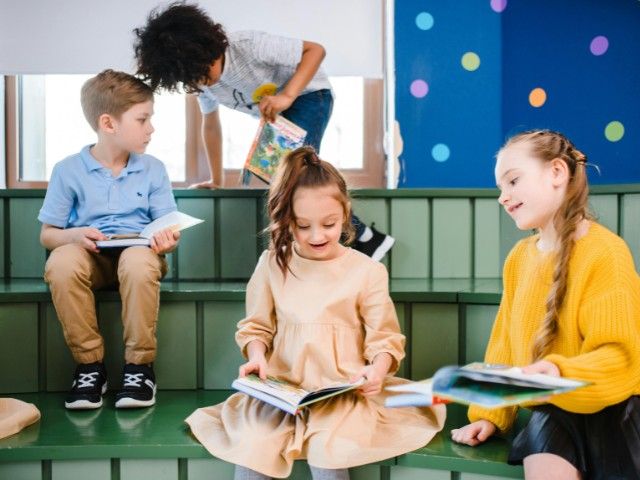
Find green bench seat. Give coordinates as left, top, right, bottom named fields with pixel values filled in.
left=0, top=392, right=523, bottom=479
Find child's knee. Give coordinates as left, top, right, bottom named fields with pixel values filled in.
left=44, top=244, right=91, bottom=285
left=117, top=247, right=165, bottom=282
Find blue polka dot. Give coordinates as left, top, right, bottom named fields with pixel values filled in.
left=432, top=144, right=450, bottom=162
left=416, top=12, right=434, bottom=30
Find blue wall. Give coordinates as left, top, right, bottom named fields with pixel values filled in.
left=396, top=0, right=640, bottom=187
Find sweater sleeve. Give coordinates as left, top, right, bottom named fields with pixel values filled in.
left=545, top=286, right=640, bottom=413
left=468, top=246, right=521, bottom=433
left=360, top=262, right=405, bottom=374
left=235, top=251, right=277, bottom=358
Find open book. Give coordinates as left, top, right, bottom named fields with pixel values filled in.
left=241, top=115, right=307, bottom=185
left=95, top=211, right=204, bottom=248
left=385, top=363, right=589, bottom=409
left=232, top=374, right=365, bottom=415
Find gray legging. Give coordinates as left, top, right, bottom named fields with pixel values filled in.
left=234, top=464, right=349, bottom=480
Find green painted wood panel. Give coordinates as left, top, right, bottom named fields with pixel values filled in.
left=474, top=199, right=501, bottom=278
left=395, top=303, right=407, bottom=379
left=410, top=303, right=458, bottom=380
left=390, top=465, right=449, bottom=480
left=464, top=305, right=499, bottom=364
left=10, top=198, right=46, bottom=278
left=120, top=459, right=178, bottom=480
left=390, top=199, right=429, bottom=278
left=0, top=201, right=5, bottom=279
left=188, top=458, right=234, bottom=480
left=432, top=199, right=471, bottom=278
left=499, top=209, right=530, bottom=269
left=98, top=301, right=197, bottom=389
left=45, top=303, right=76, bottom=392
left=621, top=194, right=640, bottom=271
left=589, top=194, right=618, bottom=234
left=352, top=198, right=390, bottom=268
left=203, top=301, right=246, bottom=389
left=52, top=460, right=110, bottom=480
left=0, top=461, right=41, bottom=480
left=0, top=303, right=38, bottom=393
left=219, top=198, right=259, bottom=279
left=176, top=198, right=215, bottom=279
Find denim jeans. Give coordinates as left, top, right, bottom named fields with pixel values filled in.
left=282, top=89, right=366, bottom=239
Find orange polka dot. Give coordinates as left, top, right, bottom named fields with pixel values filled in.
left=529, top=88, right=547, bottom=107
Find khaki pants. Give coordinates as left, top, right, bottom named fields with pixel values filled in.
left=44, top=244, right=168, bottom=365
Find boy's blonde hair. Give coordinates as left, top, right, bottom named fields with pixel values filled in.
left=81, top=69, right=153, bottom=132
left=501, top=130, right=592, bottom=361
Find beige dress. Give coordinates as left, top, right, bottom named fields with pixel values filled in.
left=186, top=248, right=445, bottom=478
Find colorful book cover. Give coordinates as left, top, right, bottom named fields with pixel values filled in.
left=385, top=363, right=589, bottom=410
left=242, top=115, right=307, bottom=185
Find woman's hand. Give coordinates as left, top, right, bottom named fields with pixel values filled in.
left=521, top=360, right=560, bottom=376
left=150, top=229, right=180, bottom=255
left=451, top=420, right=497, bottom=446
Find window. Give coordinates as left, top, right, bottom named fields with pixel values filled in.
left=5, top=75, right=383, bottom=188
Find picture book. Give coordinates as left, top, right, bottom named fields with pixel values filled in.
left=95, top=211, right=204, bottom=248
left=241, top=115, right=307, bottom=185
left=232, top=374, right=365, bottom=415
left=385, top=362, right=589, bottom=410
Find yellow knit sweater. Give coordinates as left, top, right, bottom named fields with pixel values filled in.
left=468, top=222, right=640, bottom=433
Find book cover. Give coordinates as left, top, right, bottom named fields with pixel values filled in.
left=232, top=374, right=364, bottom=415
left=95, top=211, right=204, bottom=248
left=385, top=363, right=589, bottom=410
left=242, top=115, right=307, bottom=185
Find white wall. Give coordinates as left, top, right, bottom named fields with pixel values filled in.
left=0, top=0, right=383, bottom=77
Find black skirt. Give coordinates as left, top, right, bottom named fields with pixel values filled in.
left=508, top=396, right=640, bottom=480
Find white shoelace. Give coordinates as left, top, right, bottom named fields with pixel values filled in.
left=76, top=372, right=100, bottom=389
left=123, top=373, right=145, bottom=388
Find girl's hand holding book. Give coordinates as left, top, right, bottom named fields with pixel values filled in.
left=239, top=341, right=269, bottom=380
left=352, top=353, right=393, bottom=397
left=521, top=360, right=560, bottom=377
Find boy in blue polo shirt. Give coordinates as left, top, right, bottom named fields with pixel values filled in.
left=38, top=69, right=179, bottom=410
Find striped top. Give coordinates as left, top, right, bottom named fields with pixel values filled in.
left=197, top=30, right=331, bottom=116
left=469, top=222, right=640, bottom=432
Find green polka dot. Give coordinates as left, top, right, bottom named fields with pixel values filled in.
left=604, top=121, right=624, bottom=142
left=461, top=52, right=480, bottom=71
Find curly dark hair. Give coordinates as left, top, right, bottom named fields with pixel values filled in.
left=133, top=2, right=229, bottom=93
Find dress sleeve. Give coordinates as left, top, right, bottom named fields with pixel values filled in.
left=359, top=262, right=405, bottom=374
left=235, top=251, right=277, bottom=358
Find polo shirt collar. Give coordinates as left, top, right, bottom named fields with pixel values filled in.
left=80, top=145, right=144, bottom=174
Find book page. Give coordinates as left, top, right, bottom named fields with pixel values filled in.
left=139, top=211, right=204, bottom=239
left=233, top=375, right=309, bottom=406
left=459, top=363, right=586, bottom=389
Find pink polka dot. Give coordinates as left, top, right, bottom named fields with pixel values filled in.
left=490, top=0, right=507, bottom=13
left=590, top=36, right=609, bottom=55
left=410, top=80, right=429, bottom=98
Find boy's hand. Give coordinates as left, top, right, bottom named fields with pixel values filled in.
left=259, top=93, right=295, bottom=123
left=239, top=355, right=268, bottom=380
left=150, top=229, right=180, bottom=255
left=451, top=420, right=497, bottom=446
left=521, top=360, right=560, bottom=377
left=188, top=179, right=220, bottom=189
left=73, top=227, right=108, bottom=253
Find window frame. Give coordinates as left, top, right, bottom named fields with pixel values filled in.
left=4, top=76, right=385, bottom=189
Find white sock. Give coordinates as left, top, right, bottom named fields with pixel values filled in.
left=358, top=226, right=373, bottom=242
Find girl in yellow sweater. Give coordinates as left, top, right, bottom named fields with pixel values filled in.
left=451, top=130, right=640, bottom=480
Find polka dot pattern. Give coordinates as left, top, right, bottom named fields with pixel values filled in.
left=416, top=12, right=434, bottom=30
left=410, top=79, right=429, bottom=98
left=490, top=0, right=508, bottom=13
left=590, top=36, right=609, bottom=56
left=432, top=144, right=450, bottom=162
left=604, top=121, right=624, bottom=142
left=461, top=52, right=481, bottom=71
left=529, top=88, right=547, bottom=107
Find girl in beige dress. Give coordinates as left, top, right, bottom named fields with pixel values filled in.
left=186, top=147, right=445, bottom=479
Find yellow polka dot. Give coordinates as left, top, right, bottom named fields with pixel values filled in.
left=461, top=52, right=480, bottom=71
left=529, top=87, right=547, bottom=108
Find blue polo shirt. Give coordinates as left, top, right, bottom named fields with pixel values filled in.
left=38, top=145, right=177, bottom=235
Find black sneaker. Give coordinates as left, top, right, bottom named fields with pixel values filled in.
left=353, top=224, right=395, bottom=261
left=115, top=363, right=156, bottom=409
left=65, top=362, right=108, bottom=410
